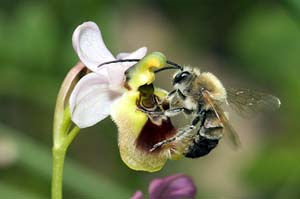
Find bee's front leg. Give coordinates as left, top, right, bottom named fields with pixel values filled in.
left=166, top=89, right=177, bottom=100
left=138, top=106, right=193, bottom=117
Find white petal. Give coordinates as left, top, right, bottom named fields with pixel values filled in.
left=119, top=47, right=147, bottom=71
left=69, top=72, right=108, bottom=113
left=116, top=47, right=147, bottom=60
left=105, top=64, right=125, bottom=86
left=69, top=73, right=123, bottom=128
left=116, top=52, right=130, bottom=60
left=72, top=21, right=115, bottom=72
left=105, top=47, right=148, bottom=86
left=100, top=47, right=147, bottom=86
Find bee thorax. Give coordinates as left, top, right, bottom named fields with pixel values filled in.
left=197, top=72, right=227, bottom=102
left=182, top=96, right=198, bottom=110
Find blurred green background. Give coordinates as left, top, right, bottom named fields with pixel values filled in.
left=0, top=0, right=299, bottom=198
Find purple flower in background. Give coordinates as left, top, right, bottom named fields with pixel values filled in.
left=131, top=174, right=197, bottom=199
left=131, top=191, right=144, bottom=199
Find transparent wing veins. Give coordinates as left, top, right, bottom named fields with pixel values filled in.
left=227, top=88, right=281, bottom=118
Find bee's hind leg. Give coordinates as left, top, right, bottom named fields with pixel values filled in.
left=165, top=107, right=193, bottom=116
left=149, top=124, right=196, bottom=152
left=150, top=111, right=205, bottom=152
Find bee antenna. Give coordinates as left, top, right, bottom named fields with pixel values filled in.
left=97, top=58, right=183, bottom=71
left=97, top=59, right=140, bottom=67
left=166, top=60, right=183, bottom=70
left=154, top=66, right=181, bottom=73
left=154, top=61, right=183, bottom=73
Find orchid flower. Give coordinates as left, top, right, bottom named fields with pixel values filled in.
left=131, top=174, right=197, bottom=199
left=69, top=21, right=147, bottom=128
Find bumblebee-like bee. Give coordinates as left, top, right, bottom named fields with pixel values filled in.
left=148, top=66, right=281, bottom=158
left=100, top=55, right=281, bottom=171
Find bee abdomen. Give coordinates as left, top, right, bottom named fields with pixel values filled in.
left=184, top=136, right=219, bottom=158
left=184, top=110, right=222, bottom=158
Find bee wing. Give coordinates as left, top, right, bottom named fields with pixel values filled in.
left=227, top=88, right=281, bottom=118
left=202, top=91, right=241, bottom=148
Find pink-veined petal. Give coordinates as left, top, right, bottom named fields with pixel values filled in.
left=69, top=73, right=123, bottom=128
left=72, top=21, right=115, bottom=72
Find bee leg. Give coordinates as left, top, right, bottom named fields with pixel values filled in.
left=173, top=113, right=204, bottom=141
left=150, top=110, right=206, bottom=152
left=137, top=107, right=165, bottom=116
left=150, top=125, right=196, bottom=152
left=149, top=137, right=176, bottom=152
left=165, top=107, right=193, bottom=117
left=176, top=89, right=186, bottom=100
left=150, top=113, right=205, bottom=152
left=166, top=89, right=177, bottom=100
left=137, top=106, right=193, bottom=117
left=165, top=89, right=187, bottom=104
left=166, top=89, right=186, bottom=104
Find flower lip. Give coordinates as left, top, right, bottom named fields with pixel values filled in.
left=135, top=118, right=177, bottom=152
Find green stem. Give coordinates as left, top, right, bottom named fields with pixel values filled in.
left=52, top=125, right=80, bottom=199
left=63, top=126, right=81, bottom=149
left=60, top=107, right=72, bottom=137
left=52, top=146, right=66, bottom=199
left=51, top=63, right=85, bottom=199
left=52, top=106, right=74, bottom=199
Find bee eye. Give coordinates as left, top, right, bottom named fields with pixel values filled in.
left=173, top=71, right=191, bottom=85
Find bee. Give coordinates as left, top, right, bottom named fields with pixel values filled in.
left=148, top=66, right=281, bottom=158
left=100, top=55, right=281, bottom=171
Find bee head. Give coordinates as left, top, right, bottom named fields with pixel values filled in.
left=172, top=67, right=197, bottom=88
left=173, top=71, right=191, bottom=85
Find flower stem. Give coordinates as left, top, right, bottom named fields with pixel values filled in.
left=52, top=109, right=74, bottom=199
left=52, top=124, right=80, bottom=199
left=63, top=126, right=81, bottom=149
left=52, top=62, right=85, bottom=199
left=52, top=146, right=66, bottom=199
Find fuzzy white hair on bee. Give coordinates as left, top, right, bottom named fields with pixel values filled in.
left=151, top=62, right=281, bottom=153
left=198, top=72, right=227, bottom=102
left=172, top=66, right=227, bottom=103
left=101, top=54, right=280, bottom=170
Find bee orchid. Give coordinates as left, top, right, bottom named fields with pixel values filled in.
left=110, top=52, right=185, bottom=172
left=69, top=21, right=147, bottom=128
left=69, top=22, right=184, bottom=172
